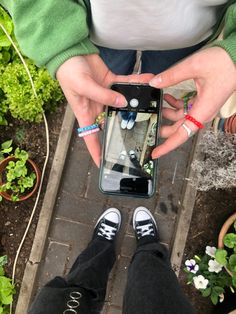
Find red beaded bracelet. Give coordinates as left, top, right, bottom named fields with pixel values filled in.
left=185, top=114, right=204, bottom=129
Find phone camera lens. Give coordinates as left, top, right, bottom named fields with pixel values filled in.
left=130, top=98, right=139, bottom=108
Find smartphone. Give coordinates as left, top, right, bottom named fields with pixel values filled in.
left=99, top=83, right=162, bottom=198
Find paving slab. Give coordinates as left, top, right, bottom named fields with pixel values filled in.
left=16, top=82, right=200, bottom=313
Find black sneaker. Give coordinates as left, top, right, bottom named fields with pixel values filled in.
left=133, top=206, right=159, bottom=242
left=93, top=208, right=121, bottom=242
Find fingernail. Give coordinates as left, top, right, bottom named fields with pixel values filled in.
left=150, top=76, right=162, bottom=87
left=115, top=96, right=128, bottom=107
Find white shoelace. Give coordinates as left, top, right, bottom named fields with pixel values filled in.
left=98, top=222, right=117, bottom=240
left=136, top=223, right=154, bottom=238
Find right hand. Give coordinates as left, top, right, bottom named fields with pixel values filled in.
left=56, top=54, right=154, bottom=167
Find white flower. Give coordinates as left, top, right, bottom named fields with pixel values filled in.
left=205, top=246, right=216, bottom=258
left=208, top=259, right=223, bottom=273
left=185, top=259, right=199, bottom=274
left=193, top=275, right=209, bottom=290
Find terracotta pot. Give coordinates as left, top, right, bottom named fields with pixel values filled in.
left=224, top=113, right=236, bottom=134
left=0, top=156, right=41, bottom=201
left=218, top=212, right=236, bottom=277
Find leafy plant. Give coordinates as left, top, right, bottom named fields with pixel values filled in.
left=0, top=255, right=15, bottom=314
left=184, top=221, right=236, bottom=305
left=0, top=140, right=37, bottom=201
left=0, top=7, right=64, bottom=125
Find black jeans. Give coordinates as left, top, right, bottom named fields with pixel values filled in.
left=28, top=238, right=195, bottom=314
left=123, top=241, right=195, bottom=314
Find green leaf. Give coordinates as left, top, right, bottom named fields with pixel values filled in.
left=0, top=256, right=7, bottom=268
left=201, top=287, right=211, bottom=297
left=213, top=286, right=224, bottom=294
left=0, top=34, right=11, bottom=47
left=224, top=233, right=236, bottom=249
left=232, top=275, right=236, bottom=288
left=229, top=254, right=236, bottom=269
left=0, top=267, right=4, bottom=276
left=1, top=140, right=12, bottom=150
left=14, top=148, right=28, bottom=161
left=210, top=291, right=219, bottom=305
left=215, top=249, right=228, bottom=266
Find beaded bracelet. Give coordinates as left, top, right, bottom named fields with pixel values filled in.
left=78, top=127, right=100, bottom=137
left=77, top=123, right=99, bottom=134
left=185, top=114, right=204, bottom=129
left=95, top=112, right=106, bottom=125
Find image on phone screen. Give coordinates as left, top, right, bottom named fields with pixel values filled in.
left=99, top=84, right=162, bottom=198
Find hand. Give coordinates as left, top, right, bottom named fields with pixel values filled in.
left=149, top=47, right=236, bottom=159
left=56, top=54, right=154, bottom=166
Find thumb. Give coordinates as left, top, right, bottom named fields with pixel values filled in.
left=149, top=56, right=196, bottom=88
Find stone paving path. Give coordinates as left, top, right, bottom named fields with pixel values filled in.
left=35, top=124, right=194, bottom=313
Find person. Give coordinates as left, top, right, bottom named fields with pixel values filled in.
left=1, top=1, right=236, bottom=166
left=28, top=206, right=195, bottom=314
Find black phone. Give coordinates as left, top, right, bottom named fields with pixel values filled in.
left=99, top=83, right=162, bottom=198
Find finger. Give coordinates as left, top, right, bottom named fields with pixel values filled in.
left=152, top=123, right=195, bottom=159
left=164, top=94, right=184, bottom=109
left=75, top=75, right=128, bottom=107
left=162, top=108, right=184, bottom=121
left=115, top=73, right=155, bottom=83
left=149, top=55, right=197, bottom=88
left=66, top=94, right=102, bottom=167
left=159, top=119, right=184, bottom=138
left=75, top=73, right=155, bottom=108
left=82, top=133, right=101, bottom=167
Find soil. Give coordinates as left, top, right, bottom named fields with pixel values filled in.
left=179, top=188, right=236, bottom=314
left=0, top=102, right=66, bottom=308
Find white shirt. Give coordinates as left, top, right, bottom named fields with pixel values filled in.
left=89, top=0, right=228, bottom=50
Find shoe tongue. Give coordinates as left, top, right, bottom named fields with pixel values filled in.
left=104, top=219, right=117, bottom=228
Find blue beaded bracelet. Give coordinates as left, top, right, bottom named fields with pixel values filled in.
left=77, top=123, right=99, bottom=134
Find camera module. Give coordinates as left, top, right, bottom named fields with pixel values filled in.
left=130, top=98, right=139, bottom=108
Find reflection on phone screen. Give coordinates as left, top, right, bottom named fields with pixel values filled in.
left=100, top=108, right=158, bottom=197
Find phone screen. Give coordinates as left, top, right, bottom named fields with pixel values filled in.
left=99, top=84, right=162, bottom=198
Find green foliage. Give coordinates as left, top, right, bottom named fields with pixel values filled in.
left=0, top=255, right=15, bottom=314
left=0, top=140, right=36, bottom=201
left=0, top=7, right=63, bottom=125
left=0, top=6, right=16, bottom=62
left=0, top=140, right=12, bottom=161
left=215, top=221, right=236, bottom=288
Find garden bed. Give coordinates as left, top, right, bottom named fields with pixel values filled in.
left=0, top=102, right=66, bottom=309
left=179, top=187, right=236, bottom=314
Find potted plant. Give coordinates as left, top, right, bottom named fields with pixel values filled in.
left=184, top=212, right=236, bottom=306
left=216, top=212, right=236, bottom=286
left=0, top=140, right=41, bottom=201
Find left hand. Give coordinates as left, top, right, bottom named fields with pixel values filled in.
left=149, top=47, right=236, bottom=159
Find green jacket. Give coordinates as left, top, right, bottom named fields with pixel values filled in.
left=1, top=0, right=236, bottom=78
